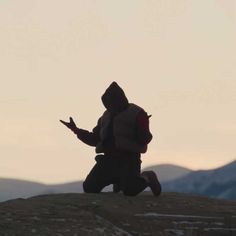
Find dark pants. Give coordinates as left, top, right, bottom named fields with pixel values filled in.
left=83, top=154, right=147, bottom=196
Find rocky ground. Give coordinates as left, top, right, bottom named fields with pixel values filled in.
left=0, top=192, right=236, bottom=236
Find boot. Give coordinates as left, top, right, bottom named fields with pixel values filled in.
left=141, top=171, right=161, bottom=196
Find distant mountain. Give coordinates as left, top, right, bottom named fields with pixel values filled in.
left=1, top=161, right=235, bottom=202
left=142, top=164, right=192, bottom=182
left=46, top=181, right=84, bottom=194
left=0, top=178, right=48, bottom=202
left=0, top=164, right=192, bottom=202
left=0, top=178, right=83, bottom=202
left=163, top=160, right=236, bottom=200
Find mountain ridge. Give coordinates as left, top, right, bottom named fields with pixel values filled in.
left=163, top=160, right=236, bottom=199
left=0, top=163, right=190, bottom=202
left=142, top=163, right=192, bottom=182
left=1, top=160, right=235, bottom=202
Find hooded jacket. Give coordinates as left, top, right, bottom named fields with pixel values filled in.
left=76, top=82, right=152, bottom=154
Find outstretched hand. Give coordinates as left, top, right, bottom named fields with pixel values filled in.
left=60, top=117, right=78, bottom=133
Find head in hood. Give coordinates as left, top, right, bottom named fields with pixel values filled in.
left=102, top=82, right=129, bottom=113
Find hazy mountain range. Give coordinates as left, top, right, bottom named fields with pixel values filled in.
left=0, top=160, right=235, bottom=202
left=142, top=164, right=191, bottom=182
left=0, top=179, right=84, bottom=202
left=163, top=160, right=236, bottom=200
left=0, top=164, right=189, bottom=202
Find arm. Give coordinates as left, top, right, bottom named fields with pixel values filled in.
left=75, top=121, right=100, bottom=146
left=136, top=111, right=153, bottom=145
left=60, top=117, right=100, bottom=147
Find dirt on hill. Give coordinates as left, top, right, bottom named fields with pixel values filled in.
left=0, top=192, right=236, bottom=236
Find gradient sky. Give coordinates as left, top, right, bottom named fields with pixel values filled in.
left=0, top=0, right=235, bottom=183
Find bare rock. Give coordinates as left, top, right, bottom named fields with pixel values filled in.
left=0, top=192, right=235, bottom=235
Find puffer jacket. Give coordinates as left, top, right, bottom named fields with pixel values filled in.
left=76, top=82, right=152, bottom=154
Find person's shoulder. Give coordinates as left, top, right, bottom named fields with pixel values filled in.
left=136, top=110, right=149, bottom=121
left=128, top=103, right=144, bottom=112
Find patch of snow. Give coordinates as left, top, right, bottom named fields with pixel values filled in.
left=185, top=227, right=199, bottom=230
left=204, top=227, right=236, bottom=231
left=31, top=229, right=37, bottom=233
left=165, top=229, right=185, bottom=236
left=135, top=213, right=223, bottom=220
left=173, top=221, right=206, bottom=225
left=95, top=228, right=105, bottom=233
left=122, top=223, right=130, bottom=226
left=31, top=216, right=41, bottom=221
left=96, top=215, right=134, bottom=236
left=50, top=218, right=66, bottom=222
left=173, top=221, right=224, bottom=226
left=213, top=222, right=225, bottom=226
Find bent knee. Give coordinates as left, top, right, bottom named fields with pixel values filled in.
left=123, top=189, right=139, bottom=196
left=83, top=181, right=101, bottom=193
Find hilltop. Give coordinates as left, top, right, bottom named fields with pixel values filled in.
left=0, top=192, right=235, bottom=236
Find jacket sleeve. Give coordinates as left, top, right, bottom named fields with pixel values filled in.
left=75, top=119, right=101, bottom=146
left=136, top=111, right=153, bottom=145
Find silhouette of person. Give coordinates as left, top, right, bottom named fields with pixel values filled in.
left=60, top=82, right=161, bottom=196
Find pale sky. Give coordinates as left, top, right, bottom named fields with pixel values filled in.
left=0, top=0, right=235, bottom=183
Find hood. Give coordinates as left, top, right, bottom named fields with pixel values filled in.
left=101, top=82, right=129, bottom=113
